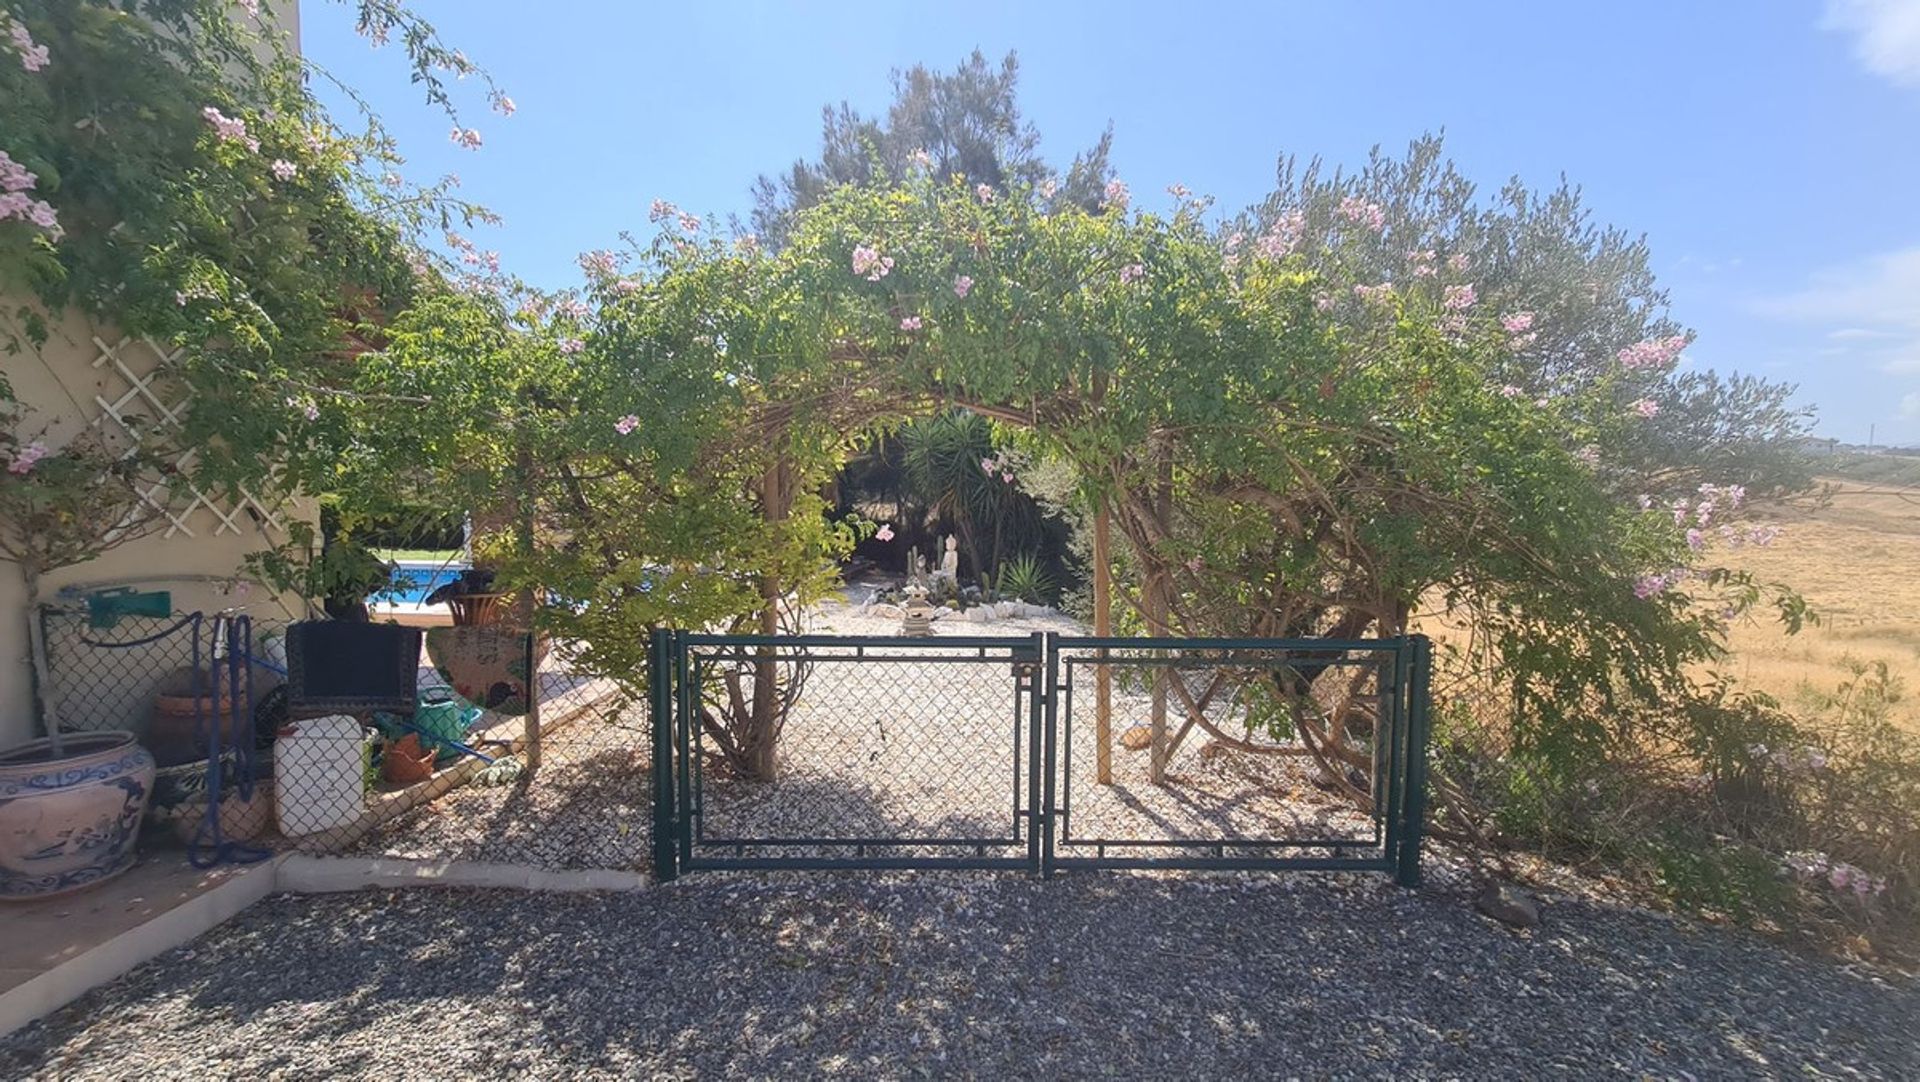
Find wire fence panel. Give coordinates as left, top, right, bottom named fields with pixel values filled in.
left=654, top=632, right=1432, bottom=883
left=36, top=606, right=636, bottom=875
left=1048, top=637, right=1419, bottom=875
left=674, top=635, right=1044, bottom=871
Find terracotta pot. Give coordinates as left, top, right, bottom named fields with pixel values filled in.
left=0, top=731, right=156, bottom=900
left=381, top=733, right=436, bottom=785
left=147, top=683, right=250, bottom=769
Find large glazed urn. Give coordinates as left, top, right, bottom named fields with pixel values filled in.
left=0, top=731, right=156, bottom=900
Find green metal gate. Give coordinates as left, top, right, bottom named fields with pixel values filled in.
left=651, top=630, right=1431, bottom=884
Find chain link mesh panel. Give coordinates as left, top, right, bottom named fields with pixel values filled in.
left=36, top=607, right=636, bottom=874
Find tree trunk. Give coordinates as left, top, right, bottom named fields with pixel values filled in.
left=748, top=457, right=794, bottom=780
left=1093, top=498, right=1113, bottom=784
left=1147, top=444, right=1173, bottom=785
left=21, top=561, right=62, bottom=755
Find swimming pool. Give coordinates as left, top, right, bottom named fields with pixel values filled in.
left=378, top=559, right=470, bottom=606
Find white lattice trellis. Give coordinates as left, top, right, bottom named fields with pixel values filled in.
left=86, top=334, right=288, bottom=540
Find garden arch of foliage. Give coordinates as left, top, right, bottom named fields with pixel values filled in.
left=350, top=171, right=1799, bottom=827
left=11, top=6, right=1912, bottom=931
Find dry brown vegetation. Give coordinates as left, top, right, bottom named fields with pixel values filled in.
left=1718, top=479, right=1920, bottom=733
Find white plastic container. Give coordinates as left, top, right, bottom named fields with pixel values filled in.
left=274, top=714, right=369, bottom=837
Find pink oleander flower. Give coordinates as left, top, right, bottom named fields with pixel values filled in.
left=678, top=212, right=701, bottom=234
left=648, top=198, right=676, bottom=223
left=0, top=151, right=34, bottom=193
left=1118, top=262, right=1146, bottom=285
left=1337, top=195, right=1386, bottom=232
left=1501, top=311, right=1535, bottom=334
left=1167, top=183, right=1192, bottom=199
left=1102, top=179, right=1130, bottom=211
left=1685, top=528, right=1705, bottom=551
left=1631, top=398, right=1660, bottom=419
left=976, top=183, right=996, bottom=204
left=1618, top=335, right=1688, bottom=370
left=270, top=159, right=298, bottom=182
left=981, top=458, right=996, bottom=474
left=579, top=249, right=619, bottom=278
left=1225, top=232, right=1245, bottom=252
left=1353, top=283, right=1394, bottom=304
left=851, top=244, right=894, bottom=281
left=1002, top=472, right=1014, bottom=484
left=1442, top=284, right=1477, bottom=311
left=492, top=95, right=516, bottom=117
left=449, top=127, right=483, bottom=150
left=899, top=315, right=922, bottom=331
left=1313, top=292, right=1335, bottom=312
left=8, top=18, right=49, bottom=72
left=875, top=523, right=895, bottom=542
left=203, top=107, right=252, bottom=146
left=1632, top=574, right=1665, bottom=600
left=558, top=337, right=585, bottom=355
left=1500, top=384, right=1523, bottom=398
left=1447, top=253, right=1470, bottom=272
left=1256, top=210, right=1307, bottom=259
left=953, top=274, right=974, bottom=299
left=615, top=414, right=640, bottom=435
left=7, top=440, right=48, bottom=475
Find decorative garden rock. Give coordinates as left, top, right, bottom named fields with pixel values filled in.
left=1475, top=882, right=1542, bottom=928
left=0, top=731, right=155, bottom=900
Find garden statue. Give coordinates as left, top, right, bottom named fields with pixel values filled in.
left=937, top=535, right=960, bottom=586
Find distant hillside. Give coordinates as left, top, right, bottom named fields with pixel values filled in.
left=1818, top=452, right=1920, bottom=488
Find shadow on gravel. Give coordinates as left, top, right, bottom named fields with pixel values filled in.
left=3, top=873, right=1916, bottom=1079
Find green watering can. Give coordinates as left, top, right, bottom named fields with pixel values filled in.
left=374, top=687, right=481, bottom=765
left=412, top=686, right=481, bottom=764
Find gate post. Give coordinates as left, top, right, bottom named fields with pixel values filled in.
left=650, top=627, right=678, bottom=882
left=1038, top=631, right=1057, bottom=878
left=1395, top=634, right=1434, bottom=888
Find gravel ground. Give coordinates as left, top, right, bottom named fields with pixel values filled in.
left=4, top=869, right=1914, bottom=1079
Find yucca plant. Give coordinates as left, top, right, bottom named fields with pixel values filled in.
left=994, top=552, right=1054, bottom=604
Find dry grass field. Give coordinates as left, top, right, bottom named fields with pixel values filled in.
left=1717, top=479, right=1920, bottom=733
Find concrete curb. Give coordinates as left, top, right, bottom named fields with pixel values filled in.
left=0, top=853, right=649, bottom=1037
left=278, top=853, right=648, bottom=894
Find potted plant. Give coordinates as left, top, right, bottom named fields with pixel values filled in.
left=0, top=408, right=165, bottom=898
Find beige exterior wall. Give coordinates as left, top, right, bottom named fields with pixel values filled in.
left=1, top=311, right=316, bottom=748
left=1, top=0, right=312, bottom=748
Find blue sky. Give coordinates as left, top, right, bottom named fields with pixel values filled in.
left=303, top=1, right=1920, bottom=444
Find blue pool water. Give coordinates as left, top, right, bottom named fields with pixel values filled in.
left=378, top=561, right=469, bottom=605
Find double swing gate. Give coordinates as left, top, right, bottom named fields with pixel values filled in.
left=650, top=631, right=1432, bottom=885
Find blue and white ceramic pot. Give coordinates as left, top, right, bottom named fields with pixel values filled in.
left=0, top=731, right=156, bottom=900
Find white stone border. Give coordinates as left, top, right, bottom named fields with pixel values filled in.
left=0, top=852, right=650, bottom=1037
